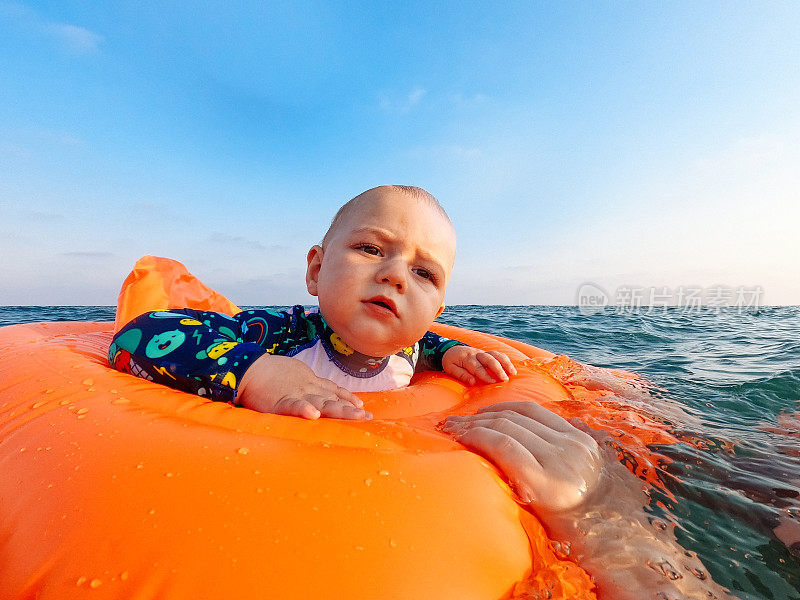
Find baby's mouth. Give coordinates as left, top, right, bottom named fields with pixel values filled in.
left=364, top=297, right=398, bottom=317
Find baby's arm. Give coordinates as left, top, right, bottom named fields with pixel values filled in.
left=417, top=332, right=516, bottom=385
left=109, top=309, right=368, bottom=420
left=236, top=353, right=369, bottom=419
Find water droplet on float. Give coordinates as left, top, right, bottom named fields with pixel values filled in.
left=379, top=470, right=390, bottom=476
left=112, top=397, right=130, bottom=405
left=120, top=571, right=129, bottom=581
left=646, top=558, right=682, bottom=580
left=76, top=407, right=89, bottom=415
left=688, top=566, right=707, bottom=580
left=389, top=539, right=397, bottom=548
left=32, top=400, right=47, bottom=409
left=82, top=378, right=94, bottom=386
left=90, top=579, right=102, bottom=589
left=237, top=447, right=249, bottom=455
left=364, top=478, right=372, bottom=487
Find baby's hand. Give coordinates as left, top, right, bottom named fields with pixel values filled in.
left=441, top=346, right=516, bottom=385
left=442, top=401, right=601, bottom=512
left=237, top=354, right=371, bottom=420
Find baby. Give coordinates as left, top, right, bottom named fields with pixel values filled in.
left=109, top=185, right=727, bottom=599
left=109, top=185, right=516, bottom=418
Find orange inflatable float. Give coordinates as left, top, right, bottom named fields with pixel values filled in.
left=0, top=257, right=677, bottom=599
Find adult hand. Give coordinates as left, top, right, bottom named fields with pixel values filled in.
left=237, top=354, right=371, bottom=420
left=445, top=401, right=732, bottom=600
left=442, top=400, right=600, bottom=512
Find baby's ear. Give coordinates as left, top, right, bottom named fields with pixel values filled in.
left=306, top=245, right=324, bottom=296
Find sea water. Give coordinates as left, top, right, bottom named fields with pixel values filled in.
left=1, top=305, right=798, bottom=599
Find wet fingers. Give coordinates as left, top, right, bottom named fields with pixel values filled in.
left=475, top=352, right=510, bottom=382
left=319, top=398, right=372, bottom=421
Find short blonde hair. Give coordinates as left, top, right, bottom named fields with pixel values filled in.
left=322, top=185, right=450, bottom=247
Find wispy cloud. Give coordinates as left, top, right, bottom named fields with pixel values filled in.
left=223, top=271, right=309, bottom=306
left=61, top=251, right=114, bottom=259
left=379, top=86, right=427, bottom=114
left=448, top=92, right=489, bottom=106
left=130, top=201, right=162, bottom=213
left=405, top=143, right=483, bottom=161
left=37, top=128, right=87, bottom=147
left=0, top=142, right=31, bottom=159
left=378, top=88, right=489, bottom=115
left=45, top=22, right=101, bottom=54
left=203, top=233, right=287, bottom=252
left=2, top=1, right=102, bottom=54
left=23, top=209, right=65, bottom=222
left=407, top=86, right=426, bottom=105
left=1, top=128, right=87, bottom=161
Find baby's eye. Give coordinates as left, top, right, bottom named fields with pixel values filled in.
left=356, top=244, right=382, bottom=256
left=412, top=268, right=434, bottom=282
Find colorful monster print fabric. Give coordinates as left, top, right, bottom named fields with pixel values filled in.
left=108, top=307, right=463, bottom=403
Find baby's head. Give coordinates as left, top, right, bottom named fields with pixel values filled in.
left=306, top=185, right=456, bottom=358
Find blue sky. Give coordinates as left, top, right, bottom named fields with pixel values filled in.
left=2, top=1, right=798, bottom=305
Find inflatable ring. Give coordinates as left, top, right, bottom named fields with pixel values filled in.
left=0, top=257, right=677, bottom=600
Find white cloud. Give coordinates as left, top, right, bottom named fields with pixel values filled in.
left=407, top=86, right=426, bottom=106
left=37, top=128, right=87, bottom=147
left=449, top=92, right=489, bottom=106
left=203, top=232, right=289, bottom=252
left=405, top=143, right=482, bottom=161
left=379, top=88, right=493, bottom=116
left=22, top=209, right=65, bottom=221
left=61, top=251, right=115, bottom=259
left=0, top=128, right=87, bottom=162
left=45, top=22, right=101, bottom=54
left=0, top=142, right=31, bottom=159
left=215, top=271, right=310, bottom=306
left=2, top=1, right=101, bottom=54
left=378, top=86, right=427, bottom=114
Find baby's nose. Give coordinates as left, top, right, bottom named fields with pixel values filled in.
left=378, top=261, right=406, bottom=290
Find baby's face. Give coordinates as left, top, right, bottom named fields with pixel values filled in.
left=306, top=188, right=456, bottom=357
